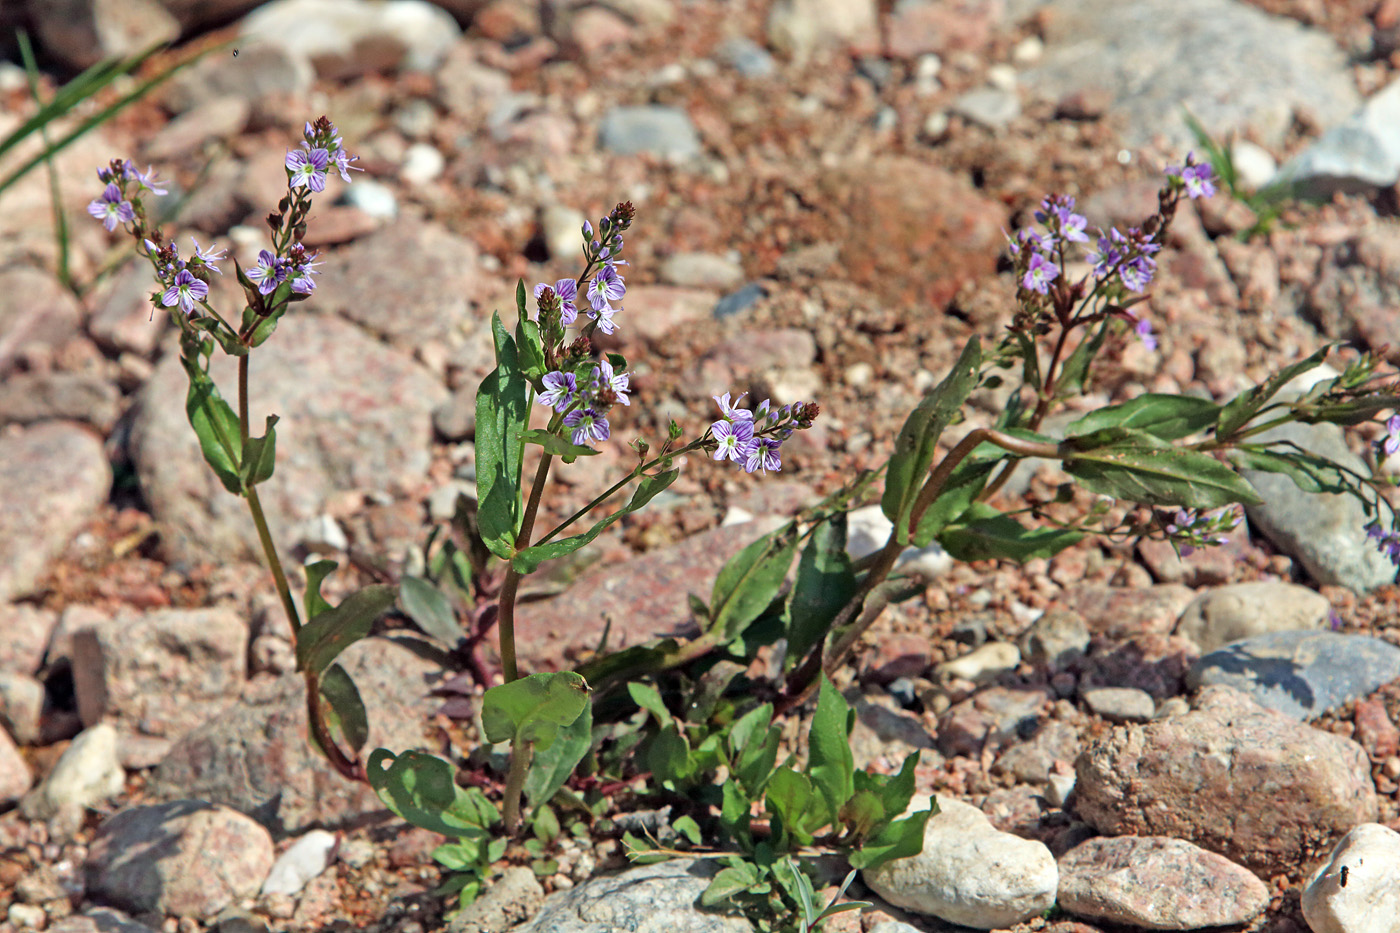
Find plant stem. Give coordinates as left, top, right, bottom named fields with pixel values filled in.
left=498, top=452, right=554, bottom=683
left=501, top=739, right=534, bottom=836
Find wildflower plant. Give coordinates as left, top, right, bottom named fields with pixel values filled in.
left=93, top=118, right=1400, bottom=931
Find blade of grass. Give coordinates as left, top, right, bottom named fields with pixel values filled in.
left=18, top=30, right=72, bottom=291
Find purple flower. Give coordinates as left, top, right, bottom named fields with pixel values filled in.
left=1133, top=316, right=1157, bottom=351
left=287, top=148, right=331, bottom=192
left=1381, top=414, right=1400, bottom=458
left=1120, top=255, right=1156, bottom=292
left=161, top=269, right=209, bottom=315
left=586, top=263, right=626, bottom=312
left=124, top=161, right=167, bottom=196
left=538, top=371, right=577, bottom=411
left=1089, top=228, right=1127, bottom=279
left=593, top=357, right=630, bottom=405
left=564, top=408, right=609, bottom=445
left=331, top=147, right=362, bottom=183
left=744, top=437, right=782, bottom=474
left=190, top=237, right=226, bottom=275
left=534, top=279, right=579, bottom=326
left=714, top=392, right=753, bottom=422
left=1368, top=521, right=1400, bottom=567
left=88, top=183, right=135, bottom=232
left=589, top=303, right=618, bottom=335
left=248, top=249, right=290, bottom=295
left=712, top=418, right=754, bottom=462
left=1022, top=252, right=1058, bottom=294
left=1167, top=158, right=1218, bottom=199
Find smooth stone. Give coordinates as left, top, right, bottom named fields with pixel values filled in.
left=1283, top=77, right=1400, bottom=198
left=952, top=87, right=1020, bottom=129
left=337, top=178, right=398, bottom=219
left=260, top=829, right=338, bottom=896
left=845, top=504, right=953, bottom=580
left=240, top=0, right=461, bottom=78
left=597, top=105, right=702, bottom=160
left=863, top=795, right=1057, bottom=929
left=1302, top=823, right=1400, bottom=933
left=718, top=37, right=776, bottom=77
left=1018, top=608, right=1090, bottom=670
left=0, top=604, right=57, bottom=676
left=936, top=643, right=1021, bottom=684
left=765, top=0, right=878, bottom=63
left=29, top=0, right=179, bottom=70
left=1174, top=581, right=1331, bottom=653
left=0, top=672, right=45, bottom=746
left=1241, top=420, right=1395, bottom=591
left=1081, top=687, right=1155, bottom=723
left=713, top=282, right=769, bottom=319
left=512, top=859, right=753, bottom=933
left=659, top=252, right=745, bottom=290
left=0, top=726, right=32, bottom=805
left=20, top=723, right=125, bottom=829
left=1187, top=630, right=1400, bottom=720
left=1058, top=836, right=1269, bottom=929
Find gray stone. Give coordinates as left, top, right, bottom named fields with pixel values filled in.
left=1187, top=630, right=1400, bottom=720
left=146, top=96, right=250, bottom=160
left=146, top=636, right=441, bottom=836
left=1302, top=823, right=1400, bottom=933
left=20, top=723, right=125, bottom=828
left=766, top=0, right=878, bottom=63
left=87, top=259, right=172, bottom=356
left=1058, top=836, right=1269, bottom=929
left=1283, top=78, right=1400, bottom=198
left=952, top=87, right=1020, bottom=129
left=994, top=719, right=1081, bottom=784
left=86, top=800, right=274, bottom=919
left=47, top=907, right=161, bottom=933
left=0, top=604, right=57, bottom=675
left=1021, top=0, right=1359, bottom=149
left=864, top=795, right=1057, bottom=929
left=1073, top=685, right=1377, bottom=875
left=240, top=0, right=461, bottom=79
left=0, top=371, right=120, bottom=431
left=447, top=866, right=544, bottom=933
left=1081, top=687, right=1155, bottom=723
left=0, top=423, right=111, bottom=603
left=598, top=106, right=702, bottom=161
left=1174, top=581, right=1331, bottom=653
left=712, top=282, right=768, bottom=319
left=71, top=607, right=247, bottom=738
left=161, top=41, right=314, bottom=112
left=1241, top=421, right=1395, bottom=591
left=513, top=859, right=754, bottom=933
left=718, top=37, right=775, bottom=78
left=1018, top=608, right=1090, bottom=670
left=130, top=313, right=444, bottom=565
left=659, top=252, right=745, bottom=290
left=338, top=178, right=399, bottom=219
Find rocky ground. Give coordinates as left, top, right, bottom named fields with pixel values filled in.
left=5, top=0, right=1400, bottom=931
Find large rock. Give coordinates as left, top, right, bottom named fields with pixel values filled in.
left=130, top=313, right=445, bottom=566
left=1021, top=0, right=1359, bottom=149
left=0, top=266, right=84, bottom=377
left=240, top=0, right=461, bottom=79
left=0, top=422, right=111, bottom=603
left=86, top=801, right=274, bottom=919
left=1073, top=685, right=1377, bottom=875
left=1186, top=631, right=1400, bottom=720
left=1283, top=77, right=1400, bottom=199
left=512, top=859, right=753, bottom=933
left=0, top=726, right=32, bottom=806
left=27, top=0, right=179, bottom=70
left=146, top=636, right=442, bottom=836
left=1174, top=581, right=1331, bottom=653
left=20, top=723, right=125, bottom=832
left=1301, top=823, right=1400, bottom=933
left=1058, top=836, right=1269, bottom=929
left=863, top=795, right=1057, bottom=928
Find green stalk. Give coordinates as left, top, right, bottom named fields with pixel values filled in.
left=498, top=451, right=555, bottom=683
left=501, top=738, right=533, bottom=836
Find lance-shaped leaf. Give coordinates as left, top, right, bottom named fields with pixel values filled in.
left=523, top=703, right=592, bottom=814
left=1066, top=394, right=1220, bottom=441
left=1063, top=428, right=1261, bottom=508
left=295, top=584, right=398, bottom=675
left=512, top=469, right=678, bottom=574
left=303, top=559, right=337, bottom=621
left=848, top=807, right=933, bottom=871
left=806, top=676, right=855, bottom=830
left=1216, top=344, right=1332, bottom=438
left=481, top=672, right=590, bottom=751
left=399, top=575, right=461, bottom=645
left=1230, top=446, right=1350, bottom=495
left=784, top=514, right=857, bottom=668
left=239, top=414, right=279, bottom=488
left=521, top=428, right=600, bottom=463
left=181, top=351, right=243, bottom=495
left=476, top=313, right=529, bottom=560
left=938, top=501, right=1085, bottom=563
left=709, top=521, right=800, bottom=642
left=882, top=336, right=981, bottom=542
left=319, top=663, right=369, bottom=754
left=367, top=749, right=498, bottom=837
left=1307, top=394, right=1400, bottom=426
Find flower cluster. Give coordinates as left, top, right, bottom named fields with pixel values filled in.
left=288, top=118, right=361, bottom=192
left=532, top=203, right=634, bottom=342
left=1366, top=521, right=1400, bottom=567
left=536, top=357, right=632, bottom=446
left=249, top=243, right=320, bottom=296
left=709, top=393, right=818, bottom=475
left=1159, top=505, right=1241, bottom=557
left=1165, top=153, right=1217, bottom=200
left=87, top=160, right=166, bottom=232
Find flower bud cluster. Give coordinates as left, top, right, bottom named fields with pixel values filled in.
left=709, top=393, right=818, bottom=475
left=1157, top=505, right=1241, bottom=556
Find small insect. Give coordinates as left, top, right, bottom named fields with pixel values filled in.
left=1339, top=865, right=1349, bottom=888
left=232, top=49, right=239, bottom=56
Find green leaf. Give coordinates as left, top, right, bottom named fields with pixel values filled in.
left=1063, top=428, right=1263, bottom=508
left=674, top=815, right=703, bottom=846
left=295, top=584, right=398, bottom=675
left=701, top=865, right=762, bottom=907
left=627, top=682, right=672, bottom=725
left=838, top=790, right=884, bottom=840
left=709, top=521, right=800, bottom=642
left=1229, top=446, right=1349, bottom=495
left=646, top=724, right=694, bottom=785
left=1011, top=330, right=1042, bottom=392
left=731, top=705, right=781, bottom=793
left=911, top=444, right=1004, bottom=547
left=475, top=313, right=528, bottom=560
left=1217, top=344, right=1332, bottom=437
left=366, top=748, right=500, bottom=838
left=303, top=559, right=337, bottom=621
left=532, top=804, right=561, bottom=843
left=857, top=752, right=920, bottom=827
left=847, top=807, right=932, bottom=871
left=516, top=311, right=547, bottom=380
left=523, top=703, right=592, bottom=814
left=765, top=767, right=816, bottom=845
left=938, top=501, right=1085, bottom=563
left=399, top=575, right=461, bottom=645
left=238, top=415, right=279, bottom=488
left=882, top=337, right=981, bottom=542
left=521, top=428, right=600, bottom=463
left=623, top=831, right=671, bottom=865
left=1066, top=394, right=1220, bottom=441
left=319, top=663, right=369, bottom=754
left=180, top=350, right=242, bottom=495
left=1055, top=318, right=1110, bottom=396
left=512, top=469, right=680, bottom=574
left=784, top=515, right=858, bottom=669
left=806, top=676, right=855, bottom=830
left=481, top=672, right=590, bottom=750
